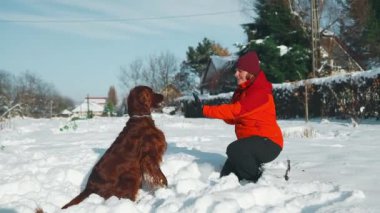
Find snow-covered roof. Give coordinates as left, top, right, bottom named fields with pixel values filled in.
left=209, top=55, right=238, bottom=71
left=322, top=30, right=335, bottom=36
left=60, top=109, right=72, bottom=115
left=202, top=55, right=237, bottom=82
left=72, top=101, right=104, bottom=113
left=85, top=97, right=107, bottom=105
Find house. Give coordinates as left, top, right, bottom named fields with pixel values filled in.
left=319, top=31, right=364, bottom=75
left=72, top=96, right=107, bottom=117
left=59, top=109, right=72, bottom=117
left=200, top=55, right=238, bottom=95
left=161, top=84, right=181, bottom=105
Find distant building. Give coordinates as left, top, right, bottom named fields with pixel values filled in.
left=59, top=109, right=72, bottom=117
left=161, top=84, right=181, bottom=105
left=200, top=55, right=238, bottom=95
left=319, top=31, right=364, bottom=75
left=72, top=96, right=107, bottom=117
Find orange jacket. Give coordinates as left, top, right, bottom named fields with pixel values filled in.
left=203, top=71, right=283, bottom=148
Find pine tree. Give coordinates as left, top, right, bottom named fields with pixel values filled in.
left=340, top=0, right=380, bottom=68
left=105, top=86, right=118, bottom=116
left=185, top=38, right=230, bottom=77
left=363, top=0, right=380, bottom=66
left=254, top=0, right=309, bottom=46
left=241, top=0, right=311, bottom=82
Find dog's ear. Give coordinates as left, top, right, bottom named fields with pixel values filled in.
left=137, top=89, right=152, bottom=107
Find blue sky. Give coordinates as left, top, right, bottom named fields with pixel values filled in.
left=0, top=0, right=252, bottom=102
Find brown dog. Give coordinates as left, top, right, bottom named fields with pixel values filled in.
left=61, top=86, right=167, bottom=209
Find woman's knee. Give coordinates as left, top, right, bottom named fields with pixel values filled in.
left=226, top=138, right=253, bottom=158
left=226, top=141, right=241, bottom=159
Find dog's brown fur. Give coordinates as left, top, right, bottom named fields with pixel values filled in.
left=35, top=208, right=44, bottom=213
left=61, top=86, right=167, bottom=209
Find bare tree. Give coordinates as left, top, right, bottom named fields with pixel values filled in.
left=143, top=54, right=160, bottom=90
left=157, top=51, right=177, bottom=90
left=12, top=71, right=74, bottom=118
left=119, top=51, right=178, bottom=92
left=1, top=70, right=74, bottom=118
left=119, top=58, right=143, bottom=90
left=14, top=72, right=50, bottom=117
left=0, top=70, right=15, bottom=113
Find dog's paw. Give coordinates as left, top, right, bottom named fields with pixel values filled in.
left=160, top=177, right=168, bottom=187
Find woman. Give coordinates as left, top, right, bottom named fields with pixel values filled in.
left=194, top=51, right=283, bottom=182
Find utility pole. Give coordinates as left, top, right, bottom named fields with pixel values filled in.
left=304, top=0, right=321, bottom=123
left=304, top=81, right=309, bottom=123
left=86, top=94, right=90, bottom=118
left=311, top=0, right=321, bottom=77
left=50, top=100, right=53, bottom=118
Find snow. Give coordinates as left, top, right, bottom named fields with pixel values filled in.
left=277, top=45, right=290, bottom=56
left=72, top=102, right=104, bottom=114
left=0, top=115, right=379, bottom=213
left=60, top=109, right=72, bottom=116
left=273, top=67, right=380, bottom=91
left=177, top=91, right=234, bottom=102
left=254, top=39, right=264, bottom=44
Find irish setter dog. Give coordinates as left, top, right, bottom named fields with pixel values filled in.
left=61, top=86, right=167, bottom=209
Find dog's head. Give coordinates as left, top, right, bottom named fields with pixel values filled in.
left=127, top=86, right=164, bottom=116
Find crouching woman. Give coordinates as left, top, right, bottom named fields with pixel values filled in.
left=194, top=51, right=283, bottom=182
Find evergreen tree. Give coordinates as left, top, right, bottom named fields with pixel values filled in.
left=363, top=0, right=380, bottom=66
left=105, top=86, right=118, bottom=116
left=254, top=0, right=309, bottom=46
left=241, top=0, right=311, bottom=82
left=185, top=38, right=230, bottom=77
left=340, top=0, right=380, bottom=68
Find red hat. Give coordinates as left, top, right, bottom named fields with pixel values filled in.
left=236, top=51, right=261, bottom=75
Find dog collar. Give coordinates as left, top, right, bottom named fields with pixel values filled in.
left=130, top=114, right=152, bottom=118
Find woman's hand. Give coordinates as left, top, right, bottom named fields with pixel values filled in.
left=192, top=93, right=204, bottom=118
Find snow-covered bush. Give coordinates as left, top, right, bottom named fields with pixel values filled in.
left=282, top=126, right=317, bottom=138
left=273, top=68, right=380, bottom=119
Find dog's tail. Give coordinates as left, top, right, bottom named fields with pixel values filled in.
left=61, top=189, right=92, bottom=209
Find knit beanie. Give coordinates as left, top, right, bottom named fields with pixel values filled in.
left=236, top=51, right=261, bottom=75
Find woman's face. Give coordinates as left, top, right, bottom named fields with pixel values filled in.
left=234, top=69, right=250, bottom=85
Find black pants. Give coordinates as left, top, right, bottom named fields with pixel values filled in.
left=220, top=136, right=282, bottom=182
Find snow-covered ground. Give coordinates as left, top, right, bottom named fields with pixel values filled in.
left=0, top=115, right=379, bottom=213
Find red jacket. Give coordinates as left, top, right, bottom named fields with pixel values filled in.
left=203, top=71, right=283, bottom=148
